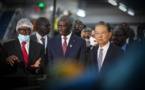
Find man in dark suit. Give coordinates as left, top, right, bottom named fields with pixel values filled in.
left=89, top=21, right=123, bottom=73
left=1, top=18, right=46, bottom=75
left=47, top=15, right=86, bottom=66
left=30, top=17, right=51, bottom=53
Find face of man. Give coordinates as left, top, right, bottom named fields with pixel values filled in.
left=37, top=19, right=51, bottom=36
left=73, top=23, right=84, bottom=34
left=58, top=20, right=72, bottom=36
left=17, top=26, right=31, bottom=35
left=95, top=25, right=112, bottom=47
left=112, top=29, right=127, bottom=47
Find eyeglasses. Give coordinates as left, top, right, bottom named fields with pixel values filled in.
left=18, top=29, right=31, bottom=33
left=95, top=31, right=109, bottom=36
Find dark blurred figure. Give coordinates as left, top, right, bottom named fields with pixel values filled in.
left=117, top=22, right=130, bottom=30
left=118, top=22, right=138, bottom=43
left=112, top=28, right=129, bottom=52
left=0, top=43, right=2, bottom=55
left=137, top=22, right=145, bottom=44
left=128, top=28, right=135, bottom=41
left=73, top=20, right=85, bottom=37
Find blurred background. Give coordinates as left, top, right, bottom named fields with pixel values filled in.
left=0, top=0, right=145, bottom=43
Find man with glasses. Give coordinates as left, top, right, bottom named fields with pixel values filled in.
left=89, top=21, right=123, bottom=73
left=73, top=20, right=86, bottom=37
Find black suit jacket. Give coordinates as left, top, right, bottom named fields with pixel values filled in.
left=1, top=39, right=46, bottom=75
left=89, top=43, right=124, bottom=73
left=30, top=33, right=49, bottom=48
left=47, top=33, right=87, bottom=65
left=30, top=33, right=49, bottom=63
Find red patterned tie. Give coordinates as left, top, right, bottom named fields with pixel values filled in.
left=62, top=36, right=67, bottom=56
left=21, top=42, right=28, bottom=68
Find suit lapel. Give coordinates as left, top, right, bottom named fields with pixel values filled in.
left=31, top=34, right=38, bottom=42
left=14, top=39, right=23, bottom=62
left=65, top=34, right=76, bottom=57
left=101, top=44, right=113, bottom=68
left=29, top=40, right=35, bottom=64
left=94, top=46, right=99, bottom=64
left=56, top=35, right=63, bottom=56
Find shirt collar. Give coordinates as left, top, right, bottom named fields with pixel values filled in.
left=61, top=32, right=72, bottom=39
left=36, top=32, right=47, bottom=39
left=99, top=42, right=110, bottom=50
left=19, top=39, right=30, bottom=44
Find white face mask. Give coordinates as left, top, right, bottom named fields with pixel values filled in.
left=18, top=34, right=30, bottom=42
left=85, top=39, right=90, bottom=47
left=89, top=36, right=97, bottom=46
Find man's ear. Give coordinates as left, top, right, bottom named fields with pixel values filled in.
left=109, top=31, right=113, bottom=38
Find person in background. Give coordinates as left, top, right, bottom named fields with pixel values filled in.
left=90, top=30, right=97, bottom=46
left=112, top=28, right=128, bottom=52
left=137, top=22, right=145, bottom=45
left=81, top=27, right=92, bottom=66
left=0, top=18, right=46, bottom=76
left=117, top=22, right=138, bottom=45
left=81, top=27, right=92, bottom=49
left=73, top=20, right=85, bottom=37
left=30, top=17, right=51, bottom=54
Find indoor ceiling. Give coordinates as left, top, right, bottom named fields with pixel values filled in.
left=85, top=0, right=145, bottom=15
left=1, top=0, right=145, bottom=16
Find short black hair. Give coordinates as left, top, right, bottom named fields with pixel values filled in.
left=35, top=17, right=50, bottom=29
left=58, top=15, right=72, bottom=25
left=95, top=21, right=112, bottom=32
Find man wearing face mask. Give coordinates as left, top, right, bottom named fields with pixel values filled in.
left=90, top=30, right=97, bottom=46
left=1, top=18, right=46, bottom=76
left=81, top=27, right=92, bottom=51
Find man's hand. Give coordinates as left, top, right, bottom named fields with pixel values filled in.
left=6, top=55, right=20, bottom=66
left=31, top=58, right=41, bottom=69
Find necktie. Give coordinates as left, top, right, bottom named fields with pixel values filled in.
left=21, top=42, right=28, bottom=68
left=98, top=48, right=103, bottom=71
left=62, top=36, right=67, bottom=56
left=41, top=38, right=45, bottom=48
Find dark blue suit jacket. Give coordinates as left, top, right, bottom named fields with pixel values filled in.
left=47, top=34, right=86, bottom=65
left=89, top=43, right=124, bottom=73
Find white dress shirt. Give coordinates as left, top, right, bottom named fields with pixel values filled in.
left=61, top=32, right=72, bottom=46
left=98, top=42, right=110, bottom=69
left=36, top=32, right=48, bottom=49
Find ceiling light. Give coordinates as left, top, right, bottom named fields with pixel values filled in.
left=119, top=3, right=127, bottom=12
left=127, top=10, right=135, bottom=16
left=77, top=9, right=86, bottom=17
left=108, top=0, right=117, bottom=6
